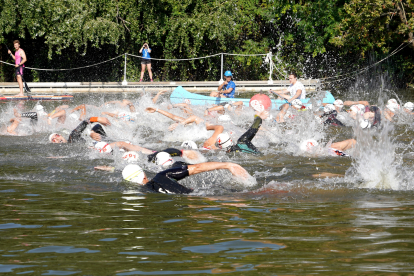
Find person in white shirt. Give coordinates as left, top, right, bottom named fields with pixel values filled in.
left=270, top=72, right=306, bottom=123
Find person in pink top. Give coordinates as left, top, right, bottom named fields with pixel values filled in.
left=8, top=40, right=27, bottom=97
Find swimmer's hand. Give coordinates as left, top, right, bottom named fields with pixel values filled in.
left=256, top=110, right=269, bottom=120
left=227, top=163, right=248, bottom=179
left=182, top=150, right=198, bottom=160
left=168, top=123, right=179, bottom=131
left=90, top=132, right=102, bottom=141
left=146, top=107, right=156, bottom=113
left=13, top=108, right=21, bottom=118
left=97, top=117, right=111, bottom=126
left=94, top=166, right=115, bottom=172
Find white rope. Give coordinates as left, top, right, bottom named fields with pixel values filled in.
left=126, top=53, right=222, bottom=61
left=320, top=39, right=414, bottom=82
left=0, top=54, right=123, bottom=71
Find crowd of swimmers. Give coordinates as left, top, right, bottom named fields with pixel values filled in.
left=2, top=71, right=414, bottom=194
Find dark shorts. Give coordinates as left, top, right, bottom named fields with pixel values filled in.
left=15, top=67, right=24, bottom=76
left=141, top=59, right=151, bottom=65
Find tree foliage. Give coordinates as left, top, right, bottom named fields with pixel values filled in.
left=0, top=0, right=412, bottom=85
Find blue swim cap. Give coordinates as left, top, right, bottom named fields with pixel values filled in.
left=224, top=71, right=233, bottom=77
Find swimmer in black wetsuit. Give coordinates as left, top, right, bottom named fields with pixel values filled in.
left=48, top=116, right=111, bottom=143
left=123, top=161, right=249, bottom=194
left=321, top=110, right=345, bottom=127
left=216, top=110, right=268, bottom=155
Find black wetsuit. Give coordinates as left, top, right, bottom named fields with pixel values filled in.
left=68, top=120, right=107, bottom=143
left=20, top=112, right=38, bottom=125
left=321, top=110, right=345, bottom=127
left=227, top=115, right=262, bottom=154
left=144, top=164, right=193, bottom=194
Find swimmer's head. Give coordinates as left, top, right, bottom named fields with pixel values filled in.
left=122, top=164, right=148, bottom=185
left=324, top=104, right=335, bottom=113
left=333, top=99, right=344, bottom=111
left=118, top=112, right=132, bottom=121
left=218, top=114, right=232, bottom=122
left=349, top=104, right=364, bottom=115
left=291, top=99, right=303, bottom=109
left=404, top=102, right=414, bottom=112
left=360, top=119, right=372, bottom=129
left=36, top=104, right=47, bottom=116
left=216, top=133, right=233, bottom=149
left=386, top=99, right=400, bottom=112
left=181, top=140, right=197, bottom=150
left=155, top=152, right=174, bottom=168
left=122, top=151, right=139, bottom=163
left=49, top=133, right=67, bottom=143
left=299, top=139, right=319, bottom=152
left=94, top=142, right=113, bottom=154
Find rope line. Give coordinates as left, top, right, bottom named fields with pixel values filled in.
left=320, top=38, right=414, bottom=83
left=126, top=53, right=222, bottom=61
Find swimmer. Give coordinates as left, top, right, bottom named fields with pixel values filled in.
left=216, top=110, right=268, bottom=154
left=102, top=99, right=136, bottom=112
left=145, top=107, right=205, bottom=131
left=47, top=105, right=70, bottom=125
left=122, top=161, right=248, bottom=194
left=4, top=109, right=38, bottom=135
left=320, top=104, right=345, bottom=127
left=152, top=90, right=169, bottom=104
left=204, top=101, right=244, bottom=117
left=49, top=117, right=111, bottom=143
left=300, top=138, right=356, bottom=157
left=384, top=99, right=400, bottom=122
left=403, top=102, right=414, bottom=115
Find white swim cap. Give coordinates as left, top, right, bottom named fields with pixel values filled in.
left=218, top=114, right=232, bottom=122
left=386, top=99, right=400, bottom=112
left=69, top=113, right=79, bottom=121
left=122, top=164, right=146, bottom=184
left=122, top=151, right=139, bottom=163
left=94, top=142, right=113, bottom=154
left=350, top=104, right=364, bottom=115
left=291, top=99, right=302, bottom=109
left=155, top=152, right=174, bottom=168
left=36, top=104, right=44, bottom=111
left=300, top=139, right=319, bottom=152
left=216, top=133, right=233, bottom=149
left=181, top=140, right=197, bottom=150
left=184, top=99, right=191, bottom=104
left=333, top=99, right=344, bottom=108
left=404, top=102, right=414, bottom=112
left=49, top=133, right=58, bottom=143
left=324, top=104, right=335, bottom=113
left=360, top=119, right=371, bottom=129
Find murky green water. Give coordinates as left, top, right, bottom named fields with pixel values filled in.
left=1, top=91, right=414, bottom=275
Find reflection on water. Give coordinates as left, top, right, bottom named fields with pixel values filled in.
left=1, top=92, right=414, bottom=274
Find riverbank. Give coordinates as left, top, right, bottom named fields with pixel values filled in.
left=0, top=80, right=320, bottom=94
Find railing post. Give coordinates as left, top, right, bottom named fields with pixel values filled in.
left=219, top=53, right=224, bottom=84
left=122, top=53, right=128, bottom=85
left=267, top=51, right=274, bottom=84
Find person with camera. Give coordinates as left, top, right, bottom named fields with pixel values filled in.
left=139, top=42, right=153, bottom=82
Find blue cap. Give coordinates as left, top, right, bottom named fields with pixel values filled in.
left=224, top=71, right=233, bottom=77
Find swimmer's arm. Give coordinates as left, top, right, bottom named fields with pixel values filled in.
left=111, top=141, right=154, bottom=155
left=152, top=90, right=168, bottom=103
left=94, top=166, right=115, bottom=172
left=343, top=100, right=369, bottom=106
left=187, top=162, right=248, bottom=178
left=55, top=105, right=69, bottom=111
left=70, top=104, right=85, bottom=113
left=101, top=111, right=119, bottom=118
left=203, top=125, right=223, bottom=150
left=89, top=116, right=111, bottom=126
left=384, top=110, right=394, bottom=121
left=47, top=109, right=66, bottom=125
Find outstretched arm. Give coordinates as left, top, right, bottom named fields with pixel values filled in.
left=187, top=162, right=248, bottom=178
left=146, top=107, right=186, bottom=122
left=110, top=141, right=154, bottom=155
left=152, top=90, right=168, bottom=104
left=203, top=124, right=224, bottom=150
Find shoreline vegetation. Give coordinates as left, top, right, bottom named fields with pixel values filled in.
left=0, top=0, right=413, bottom=89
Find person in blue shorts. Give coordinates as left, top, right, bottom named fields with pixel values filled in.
left=210, top=71, right=236, bottom=98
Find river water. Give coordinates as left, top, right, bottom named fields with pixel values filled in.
left=1, top=89, right=414, bottom=275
